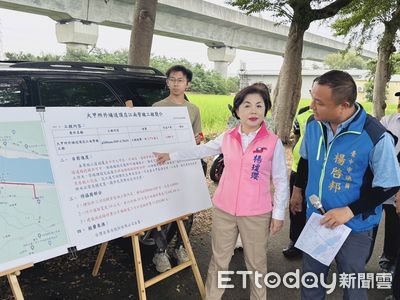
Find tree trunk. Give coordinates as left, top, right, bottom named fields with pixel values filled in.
left=128, top=0, right=158, bottom=66
left=272, top=21, right=307, bottom=143
left=372, top=24, right=397, bottom=119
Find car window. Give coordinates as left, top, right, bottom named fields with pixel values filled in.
left=128, top=82, right=169, bottom=106
left=0, top=79, right=24, bottom=107
left=39, top=81, right=122, bottom=107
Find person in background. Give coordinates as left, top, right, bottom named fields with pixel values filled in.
left=389, top=192, right=400, bottom=300
left=382, top=92, right=400, bottom=300
left=393, top=195, right=400, bottom=299
left=283, top=105, right=312, bottom=258
left=377, top=91, right=400, bottom=273
left=151, top=65, right=203, bottom=273
left=394, top=92, right=400, bottom=300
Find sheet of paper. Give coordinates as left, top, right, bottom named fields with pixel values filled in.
left=295, top=212, right=352, bottom=266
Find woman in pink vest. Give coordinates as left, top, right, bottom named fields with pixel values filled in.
left=154, top=85, right=289, bottom=299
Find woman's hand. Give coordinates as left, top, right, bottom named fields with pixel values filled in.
left=270, top=218, right=283, bottom=235
left=153, top=152, right=171, bottom=165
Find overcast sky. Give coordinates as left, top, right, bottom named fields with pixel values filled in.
left=0, top=0, right=377, bottom=75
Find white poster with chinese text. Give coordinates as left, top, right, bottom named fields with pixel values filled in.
left=43, top=107, right=211, bottom=250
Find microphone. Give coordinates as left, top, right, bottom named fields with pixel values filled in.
left=309, top=194, right=326, bottom=215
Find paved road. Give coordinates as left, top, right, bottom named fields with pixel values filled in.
left=0, top=210, right=392, bottom=300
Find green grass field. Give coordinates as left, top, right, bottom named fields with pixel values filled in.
left=188, top=93, right=398, bottom=135
left=188, top=94, right=233, bottom=135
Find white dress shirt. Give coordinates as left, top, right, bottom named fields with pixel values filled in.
left=170, top=125, right=289, bottom=220
left=381, top=113, right=400, bottom=206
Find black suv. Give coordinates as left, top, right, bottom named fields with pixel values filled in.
left=0, top=60, right=176, bottom=249
left=0, top=61, right=169, bottom=108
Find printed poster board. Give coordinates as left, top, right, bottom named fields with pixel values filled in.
left=0, top=107, right=211, bottom=272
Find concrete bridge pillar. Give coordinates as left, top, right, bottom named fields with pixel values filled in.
left=56, top=20, right=99, bottom=52
left=207, top=46, right=236, bottom=78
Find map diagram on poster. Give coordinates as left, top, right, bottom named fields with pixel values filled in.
left=0, top=108, right=69, bottom=273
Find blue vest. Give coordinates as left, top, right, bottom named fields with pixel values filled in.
left=305, top=107, right=386, bottom=232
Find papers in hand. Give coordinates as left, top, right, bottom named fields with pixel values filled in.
left=295, top=213, right=352, bottom=266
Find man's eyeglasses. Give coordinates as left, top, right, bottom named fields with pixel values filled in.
left=167, top=78, right=186, bottom=85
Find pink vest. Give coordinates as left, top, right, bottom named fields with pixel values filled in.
left=213, top=124, right=278, bottom=216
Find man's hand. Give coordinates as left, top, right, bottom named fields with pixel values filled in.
left=153, top=152, right=171, bottom=165
left=270, top=218, right=284, bottom=235
left=290, top=186, right=303, bottom=214
left=195, top=132, right=204, bottom=145
left=320, top=207, right=354, bottom=229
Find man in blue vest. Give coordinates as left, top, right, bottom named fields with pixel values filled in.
left=291, top=70, right=400, bottom=299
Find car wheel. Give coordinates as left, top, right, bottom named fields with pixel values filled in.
left=210, top=154, right=224, bottom=183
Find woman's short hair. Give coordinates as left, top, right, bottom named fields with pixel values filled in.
left=232, top=85, right=272, bottom=119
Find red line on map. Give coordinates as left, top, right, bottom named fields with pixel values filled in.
left=0, top=182, right=38, bottom=198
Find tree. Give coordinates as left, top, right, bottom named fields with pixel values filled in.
left=128, top=0, right=158, bottom=66
left=229, top=0, right=354, bottom=142
left=366, top=52, right=400, bottom=77
left=5, top=52, right=62, bottom=62
left=324, top=51, right=367, bottom=69
left=364, top=81, right=374, bottom=102
left=363, top=53, right=400, bottom=103
left=332, top=0, right=400, bottom=119
left=64, top=48, right=129, bottom=64
left=4, top=50, right=239, bottom=95
left=5, top=49, right=130, bottom=65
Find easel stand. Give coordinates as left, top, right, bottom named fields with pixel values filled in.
left=0, top=264, right=33, bottom=300
left=92, top=215, right=205, bottom=300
